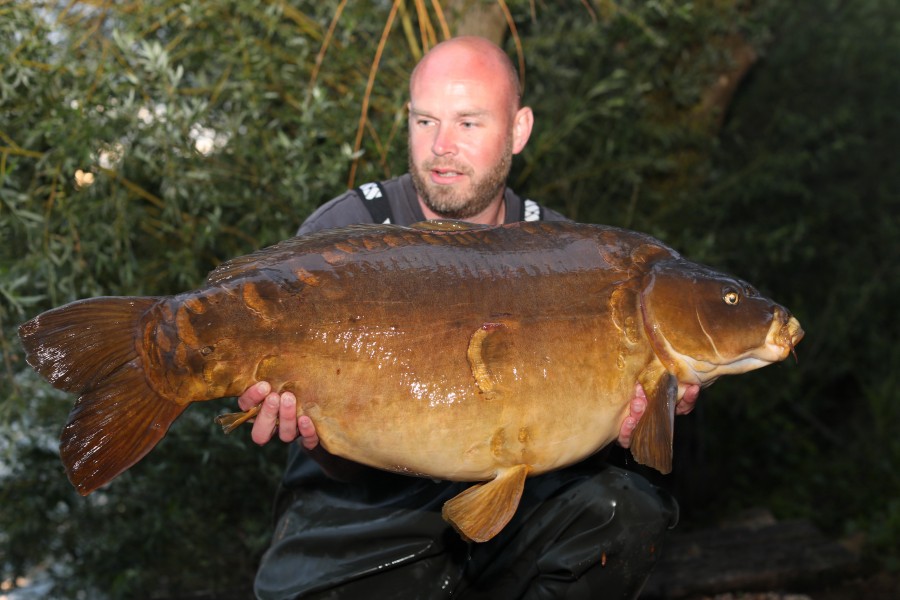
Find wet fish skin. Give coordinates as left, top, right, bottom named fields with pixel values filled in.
left=18, top=221, right=803, bottom=542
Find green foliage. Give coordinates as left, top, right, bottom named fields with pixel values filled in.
left=0, top=374, right=285, bottom=597
left=1, top=2, right=356, bottom=306
left=1, top=0, right=898, bottom=596
left=512, top=0, right=777, bottom=236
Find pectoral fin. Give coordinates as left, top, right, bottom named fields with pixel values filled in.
left=442, top=464, right=530, bottom=542
left=631, top=370, right=677, bottom=474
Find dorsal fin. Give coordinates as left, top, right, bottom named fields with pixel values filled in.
left=206, top=225, right=396, bottom=284
left=207, top=222, right=494, bottom=285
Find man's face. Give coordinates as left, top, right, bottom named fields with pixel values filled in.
left=408, top=132, right=512, bottom=219
left=407, top=60, right=520, bottom=219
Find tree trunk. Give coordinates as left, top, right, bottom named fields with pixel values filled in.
left=694, top=34, right=759, bottom=132
left=443, top=0, right=507, bottom=43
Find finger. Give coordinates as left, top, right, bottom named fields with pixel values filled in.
left=633, top=381, right=648, bottom=403
left=618, top=417, right=636, bottom=449
left=298, top=415, right=320, bottom=451
left=631, top=394, right=647, bottom=417
left=618, top=386, right=647, bottom=448
left=676, top=384, right=700, bottom=415
left=238, top=381, right=271, bottom=411
left=250, top=392, right=280, bottom=445
left=278, top=393, right=299, bottom=442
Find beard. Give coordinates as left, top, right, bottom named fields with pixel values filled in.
left=409, top=136, right=513, bottom=220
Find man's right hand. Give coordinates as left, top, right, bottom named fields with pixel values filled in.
left=238, top=381, right=319, bottom=450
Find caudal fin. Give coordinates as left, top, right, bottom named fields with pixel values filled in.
left=19, top=297, right=186, bottom=495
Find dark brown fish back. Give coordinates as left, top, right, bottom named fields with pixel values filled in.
left=205, top=221, right=677, bottom=289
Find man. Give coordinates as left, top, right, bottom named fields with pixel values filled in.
left=240, top=36, right=698, bottom=599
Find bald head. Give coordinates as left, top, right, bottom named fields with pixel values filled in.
left=410, top=36, right=521, bottom=112
left=406, top=36, right=534, bottom=223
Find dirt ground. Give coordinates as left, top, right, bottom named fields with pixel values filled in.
left=686, top=571, right=900, bottom=600
left=642, top=507, right=896, bottom=600
left=805, top=571, right=900, bottom=600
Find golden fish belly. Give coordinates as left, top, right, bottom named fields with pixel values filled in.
left=267, top=310, right=641, bottom=481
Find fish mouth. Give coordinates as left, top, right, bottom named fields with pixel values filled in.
left=770, top=309, right=804, bottom=361
left=675, top=308, right=804, bottom=385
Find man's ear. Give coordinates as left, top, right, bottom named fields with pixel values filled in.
left=511, top=106, right=534, bottom=155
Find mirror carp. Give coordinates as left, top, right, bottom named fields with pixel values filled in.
left=19, top=220, right=803, bottom=542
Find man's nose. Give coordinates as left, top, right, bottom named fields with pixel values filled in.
left=432, top=125, right=458, bottom=156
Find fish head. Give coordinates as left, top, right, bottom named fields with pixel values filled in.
left=639, top=260, right=804, bottom=387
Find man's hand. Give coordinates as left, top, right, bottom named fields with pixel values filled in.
left=617, top=382, right=700, bottom=449
left=676, top=383, right=700, bottom=416
left=237, top=382, right=319, bottom=449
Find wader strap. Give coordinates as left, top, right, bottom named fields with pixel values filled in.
left=354, top=182, right=394, bottom=224
left=356, top=183, right=544, bottom=224
left=521, top=198, right=543, bottom=222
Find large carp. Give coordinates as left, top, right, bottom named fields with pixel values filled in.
left=19, top=220, right=803, bottom=542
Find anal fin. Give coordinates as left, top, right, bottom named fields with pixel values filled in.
left=630, top=370, right=677, bottom=474
left=442, top=464, right=530, bottom=543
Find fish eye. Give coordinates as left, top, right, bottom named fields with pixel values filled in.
left=723, top=289, right=741, bottom=305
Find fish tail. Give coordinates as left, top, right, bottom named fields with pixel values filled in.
left=19, top=297, right=187, bottom=495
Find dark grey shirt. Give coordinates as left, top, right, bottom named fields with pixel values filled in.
left=298, top=173, right=568, bottom=235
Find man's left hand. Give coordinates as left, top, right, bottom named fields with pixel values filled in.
left=617, top=383, right=700, bottom=448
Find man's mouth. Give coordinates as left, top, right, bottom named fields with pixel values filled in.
left=427, top=165, right=469, bottom=184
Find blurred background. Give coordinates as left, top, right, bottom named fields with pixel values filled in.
left=1, top=1, right=897, bottom=598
